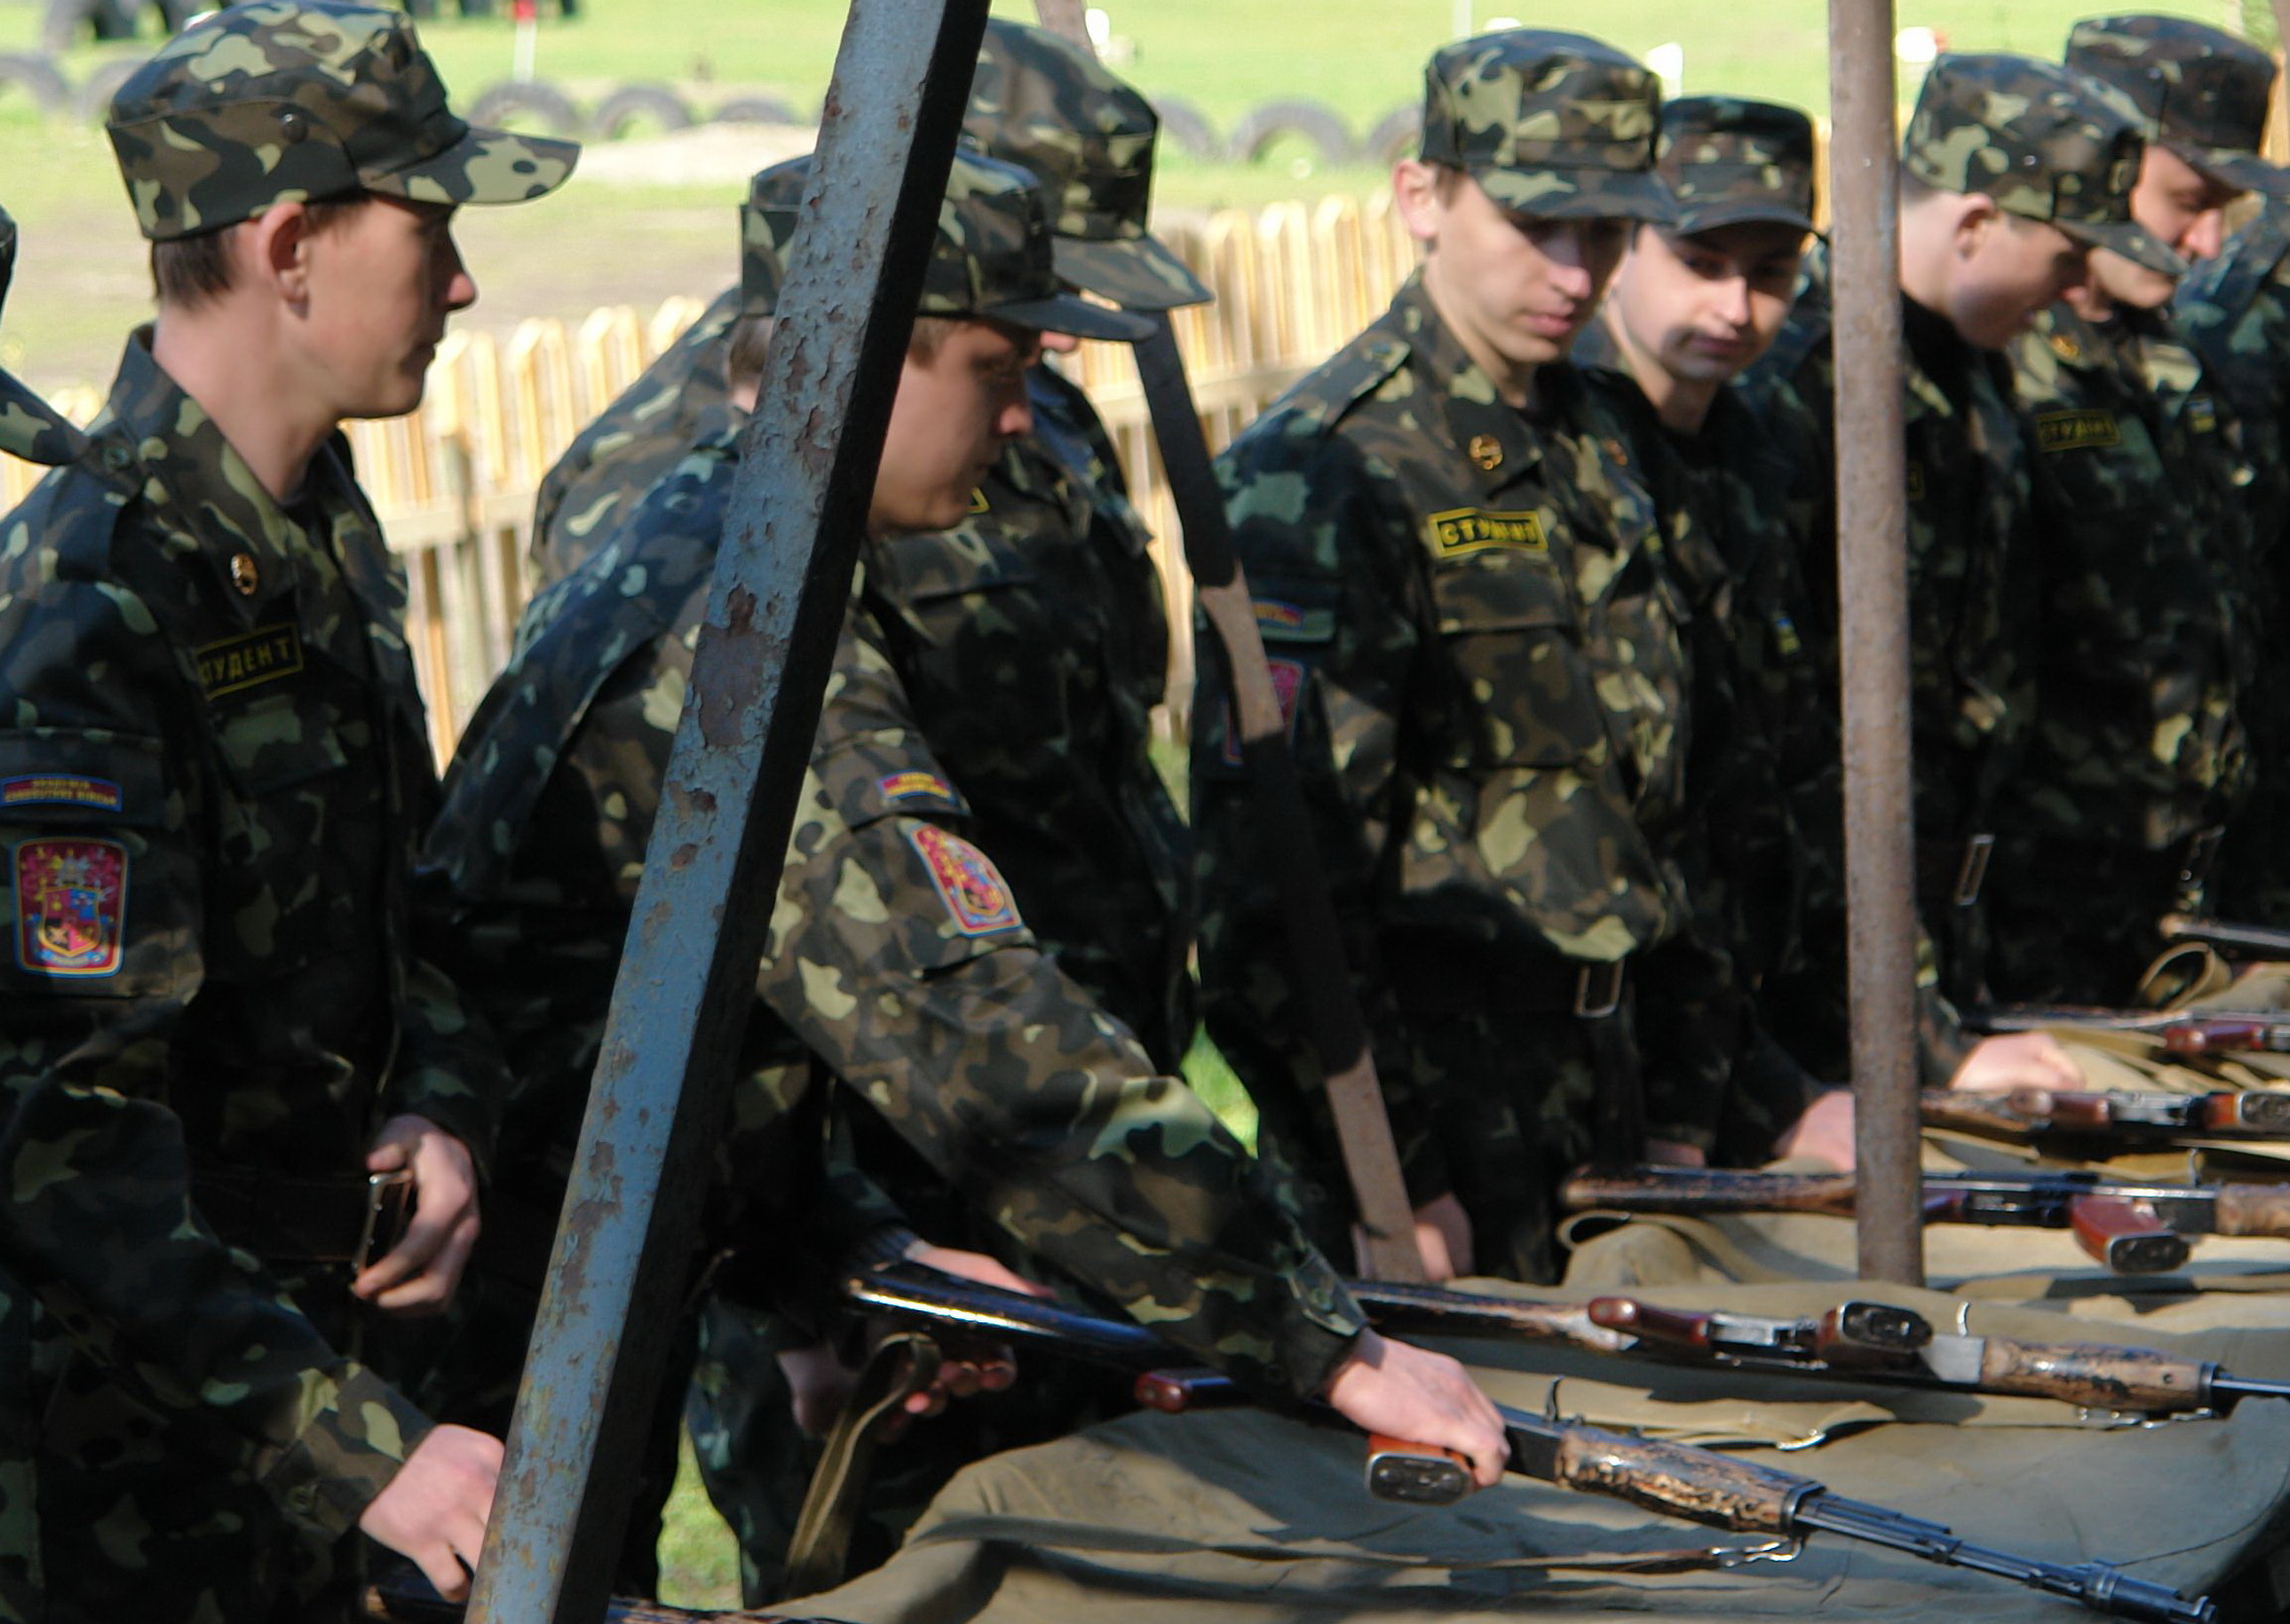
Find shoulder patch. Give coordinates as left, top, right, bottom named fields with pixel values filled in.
left=968, top=487, right=991, bottom=515
left=1427, top=507, right=1548, bottom=558
left=14, top=837, right=128, bottom=977
left=196, top=621, right=304, bottom=699
left=2, top=775, right=123, bottom=813
left=2033, top=409, right=2121, bottom=453
left=906, top=824, right=1022, bottom=937
left=878, top=769, right=959, bottom=808
left=1220, top=658, right=1307, bottom=767
left=2186, top=395, right=2219, bottom=435
left=1253, top=598, right=1336, bottom=643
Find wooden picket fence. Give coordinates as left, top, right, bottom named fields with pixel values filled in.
left=0, top=191, right=1418, bottom=766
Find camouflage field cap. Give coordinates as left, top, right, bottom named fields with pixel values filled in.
left=1657, top=96, right=1820, bottom=237
left=1418, top=29, right=1676, bottom=225
left=2065, top=15, right=2290, bottom=198
left=1902, top=52, right=2183, bottom=277
left=964, top=19, right=1209, bottom=311
left=106, top=0, right=580, bottom=242
left=739, top=149, right=1152, bottom=343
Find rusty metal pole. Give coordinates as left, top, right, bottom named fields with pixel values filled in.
left=464, top=2, right=990, bottom=1618
left=1030, top=1, right=1424, bottom=1282
left=1829, top=0, right=1923, bottom=1286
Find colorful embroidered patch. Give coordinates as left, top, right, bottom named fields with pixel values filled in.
left=1253, top=598, right=1336, bottom=643
left=1770, top=611, right=1803, bottom=659
left=196, top=621, right=304, bottom=699
left=2188, top=395, right=2218, bottom=435
left=879, top=770, right=956, bottom=805
left=1427, top=507, right=1547, bottom=558
left=1, top=774, right=123, bottom=813
left=907, top=824, right=1021, bottom=937
left=2034, top=409, right=2121, bottom=453
left=14, top=837, right=127, bottom=977
left=1221, top=657, right=1306, bottom=766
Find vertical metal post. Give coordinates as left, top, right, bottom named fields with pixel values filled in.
left=1828, top=0, right=1923, bottom=1286
left=464, top=2, right=991, bottom=1618
left=1032, top=0, right=1425, bottom=1282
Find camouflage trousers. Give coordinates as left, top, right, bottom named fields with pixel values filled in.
left=3, top=1265, right=363, bottom=1624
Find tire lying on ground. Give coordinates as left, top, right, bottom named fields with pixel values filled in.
left=1148, top=94, right=1219, bottom=162
left=0, top=53, right=69, bottom=118
left=465, top=79, right=585, bottom=139
left=73, top=54, right=143, bottom=123
left=43, top=0, right=130, bottom=52
left=1364, top=105, right=1423, bottom=168
left=712, top=92, right=803, bottom=127
left=592, top=82, right=694, bottom=140
left=1227, top=98, right=1356, bottom=167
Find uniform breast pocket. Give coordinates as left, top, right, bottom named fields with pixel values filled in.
left=2032, top=409, right=2164, bottom=515
left=878, top=526, right=1042, bottom=621
left=211, top=692, right=364, bottom=951
left=1432, top=556, right=1605, bottom=768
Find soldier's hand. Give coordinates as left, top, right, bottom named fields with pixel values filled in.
left=1950, top=1031, right=2082, bottom=1095
left=358, top=1423, right=501, bottom=1601
left=1320, top=1330, right=1506, bottom=1487
left=355, top=1114, right=481, bottom=1315
left=1769, top=1088, right=1857, bottom=1170
left=890, top=1241, right=1048, bottom=1420
left=1398, top=1193, right=1474, bottom=1281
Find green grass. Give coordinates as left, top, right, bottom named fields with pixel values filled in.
left=657, top=1432, right=744, bottom=1610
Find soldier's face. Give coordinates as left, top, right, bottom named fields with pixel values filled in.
left=1401, top=165, right=1629, bottom=383
left=300, top=196, right=476, bottom=420
left=1949, top=210, right=2086, bottom=348
left=1606, top=221, right=1807, bottom=386
left=2129, top=144, right=2240, bottom=265
left=872, top=317, right=1040, bottom=535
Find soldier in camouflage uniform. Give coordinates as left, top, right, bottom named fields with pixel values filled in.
left=679, top=27, right=1223, bottom=1596
left=2177, top=70, right=2290, bottom=930
left=1572, top=99, right=1856, bottom=1136
left=0, top=5, right=576, bottom=1619
left=1983, top=17, right=2283, bottom=1006
left=1744, top=55, right=2177, bottom=1029
left=1193, top=32, right=1835, bottom=1288
left=424, top=143, right=1509, bottom=1586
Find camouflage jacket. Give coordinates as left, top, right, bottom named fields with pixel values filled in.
left=1747, top=247, right=2040, bottom=876
left=1193, top=272, right=1754, bottom=1192
left=527, top=284, right=738, bottom=586
left=861, top=365, right=1192, bottom=1070
left=425, top=427, right=1367, bottom=1399
left=2002, top=301, right=2250, bottom=849
left=0, top=334, right=504, bottom=1538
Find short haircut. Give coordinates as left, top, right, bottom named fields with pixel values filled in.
left=149, top=195, right=363, bottom=310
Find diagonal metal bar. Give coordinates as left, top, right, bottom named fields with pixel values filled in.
left=463, top=2, right=991, bottom=1617
left=1027, top=0, right=1423, bottom=1282
left=1827, top=0, right=1923, bottom=1286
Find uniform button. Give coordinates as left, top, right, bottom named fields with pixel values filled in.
left=277, top=108, right=311, bottom=143
left=102, top=442, right=131, bottom=470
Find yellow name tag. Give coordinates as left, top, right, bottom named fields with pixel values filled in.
left=196, top=622, right=304, bottom=699
left=1427, top=508, right=1547, bottom=558
left=2035, top=409, right=2121, bottom=452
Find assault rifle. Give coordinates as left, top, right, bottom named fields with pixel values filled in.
left=854, top=1267, right=2213, bottom=1621
left=1349, top=1280, right=2290, bottom=1417
left=1958, top=1004, right=2290, bottom=1059
left=1560, top=1165, right=2290, bottom=1274
left=1920, top=1087, right=2290, bottom=1148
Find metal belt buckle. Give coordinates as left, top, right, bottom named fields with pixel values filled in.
left=1953, top=832, right=1996, bottom=908
left=1574, top=960, right=1625, bottom=1019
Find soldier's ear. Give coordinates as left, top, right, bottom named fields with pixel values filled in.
left=1392, top=160, right=1450, bottom=244
left=246, top=201, right=317, bottom=309
left=1952, top=192, right=2001, bottom=262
